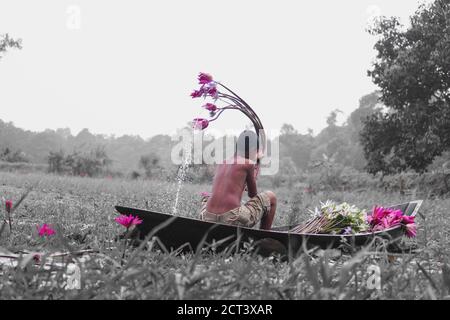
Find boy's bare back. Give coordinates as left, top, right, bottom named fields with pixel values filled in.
left=206, top=156, right=257, bottom=214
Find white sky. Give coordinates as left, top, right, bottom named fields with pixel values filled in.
left=0, top=0, right=427, bottom=139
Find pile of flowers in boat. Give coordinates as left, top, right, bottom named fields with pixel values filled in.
left=290, top=200, right=417, bottom=238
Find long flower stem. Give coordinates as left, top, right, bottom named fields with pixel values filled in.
left=217, top=94, right=261, bottom=126
left=218, top=93, right=260, bottom=121
left=121, top=227, right=130, bottom=266
left=7, top=211, right=12, bottom=232
left=216, top=84, right=266, bottom=156
left=212, top=99, right=258, bottom=128
left=217, top=83, right=262, bottom=127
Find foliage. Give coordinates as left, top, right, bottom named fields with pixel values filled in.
left=362, top=0, right=450, bottom=174
left=279, top=124, right=314, bottom=170
left=0, top=121, right=176, bottom=174
left=0, top=85, right=382, bottom=180
left=0, top=147, right=29, bottom=163
left=0, top=33, right=21, bottom=59
left=1, top=171, right=449, bottom=299
left=138, top=153, right=161, bottom=178
left=48, top=147, right=112, bottom=177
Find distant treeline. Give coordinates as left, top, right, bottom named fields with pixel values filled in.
left=1, top=91, right=449, bottom=181
left=0, top=92, right=374, bottom=173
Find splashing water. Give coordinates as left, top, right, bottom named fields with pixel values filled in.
left=172, top=129, right=194, bottom=214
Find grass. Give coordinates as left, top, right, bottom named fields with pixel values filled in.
left=1, top=171, right=450, bottom=299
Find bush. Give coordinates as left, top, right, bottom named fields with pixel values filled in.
left=48, top=147, right=112, bottom=177
left=1, top=147, right=29, bottom=163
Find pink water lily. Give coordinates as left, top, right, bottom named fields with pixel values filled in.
left=368, top=206, right=402, bottom=227
left=368, top=206, right=391, bottom=225
left=207, top=86, right=218, bottom=99
left=5, top=200, right=13, bottom=213
left=192, top=118, right=209, bottom=130
left=198, top=72, right=213, bottom=84
left=402, top=215, right=415, bottom=224
left=191, top=89, right=203, bottom=98
left=385, top=210, right=403, bottom=227
left=191, top=80, right=218, bottom=100
left=115, top=214, right=142, bottom=229
left=203, top=103, right=218, bottom=112
left=38, top=224, right=56, bottom=237
left=371, top=224, right=384, bottom=232
left=405, top=223, right=417, bottom=238
left=367, top=206, right=417, bottom=237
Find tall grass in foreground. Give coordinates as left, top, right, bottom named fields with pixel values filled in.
left=1, top=171, right=450, bottom=299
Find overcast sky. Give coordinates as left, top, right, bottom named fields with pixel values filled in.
left=0, top=0, right=428, bottom=139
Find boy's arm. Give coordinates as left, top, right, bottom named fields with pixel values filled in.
left=246, top=164, right=258, bottom=198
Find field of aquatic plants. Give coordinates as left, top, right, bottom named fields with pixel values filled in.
left=1, top=171, right=450, bottom=299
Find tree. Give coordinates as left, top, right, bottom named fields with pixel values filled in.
left=279, top=123, right=314, bottom=170
left=48, top=147, right=111, bottom=177
left=0, top=34, right=22, bottom=59
left=348, top=92, right=381, bottom=135
left=326, top=109, right=343, bottom=127
left=1, top=147, right=28, bottom=163
left=48, top=150, right=65, bottom=173
left=361, top=0, right=450, bottom=174
left=139, top=153, right=161, bottom=178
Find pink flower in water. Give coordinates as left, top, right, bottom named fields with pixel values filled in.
left=198, top=72, right=213, bottom=84
left=203, top=103, right=218, bottom=112
left=192, top=118, right=209, bottom=130
left=5, top=200, right=13, bottom=213
left=115, top=214, right=142, bottom=229
left=405, top=223, right=417, bottom=238
left=38, top=224, right=56, bottom=237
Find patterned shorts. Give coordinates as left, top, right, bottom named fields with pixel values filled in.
left=199, top=192, right=271, bottom=228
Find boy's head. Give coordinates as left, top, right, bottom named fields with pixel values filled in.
left=236, top=130, right=259, bottom=160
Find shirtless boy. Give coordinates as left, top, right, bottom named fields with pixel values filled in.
left=199, top=130, right=277, bottom=230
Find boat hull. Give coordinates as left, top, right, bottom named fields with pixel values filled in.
left=114, top=200, right=422, bottom=256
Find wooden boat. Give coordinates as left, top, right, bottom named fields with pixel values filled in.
left=115, top=200, right=423, bottom=257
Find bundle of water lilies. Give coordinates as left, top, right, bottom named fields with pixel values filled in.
left=290, top=200, right=417, bottom=238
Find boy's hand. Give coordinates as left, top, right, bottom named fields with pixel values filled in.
left=254, top=164, right=260, bottom=180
